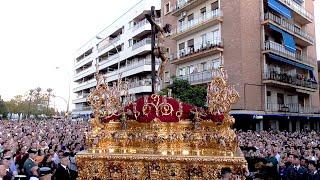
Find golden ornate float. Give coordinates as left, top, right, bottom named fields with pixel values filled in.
left=76, top=67, right=248, bottom=179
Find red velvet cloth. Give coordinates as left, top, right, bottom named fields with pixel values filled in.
left=125, top=96, right=193, bottom=123
left=100, top=95, right=224, bottom=123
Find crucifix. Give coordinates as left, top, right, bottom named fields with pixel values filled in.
left=145, top=6, right=171, bottom=94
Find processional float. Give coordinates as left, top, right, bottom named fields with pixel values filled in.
left=76, top=7, right=247, bottom=179
left=76, top=66, right=248, bottom=179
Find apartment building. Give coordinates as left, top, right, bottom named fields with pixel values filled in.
left=162, top=0, right=319, bottom=131
left=72, top=0, right=161, bottom=117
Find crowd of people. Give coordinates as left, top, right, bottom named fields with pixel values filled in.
left=237, top=130, right=320, bottom=179
left=0, top=119, right=88, bottom=180
left=1, top=118, right=320, bottom=180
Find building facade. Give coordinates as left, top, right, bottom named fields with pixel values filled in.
left=162, top=0, right=319, bottom=131
left=72, top=0, right=161, bottom=117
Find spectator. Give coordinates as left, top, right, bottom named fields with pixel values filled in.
left=39, top=167, right=52, bottom=180
left=307, top=160, right=320, bottom=179
left=0, top=164, right=7, bottom=180
left=30, top=166, right=39, bottom=180
left=53, top=152, right=73, bottom=180
left=23, top=149, right=37, bottom=178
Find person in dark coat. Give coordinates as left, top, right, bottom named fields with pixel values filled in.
left=23, top=149, right=37, bottom=178
left=53, top=153, right=73, bottom=180
left=307, top=160, right=320, bottom=180
left=293, top=156, right=308, bottom=180
left=0, top=157, right=13, bottom=180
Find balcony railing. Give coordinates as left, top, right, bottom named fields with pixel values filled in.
left=170, top=0, right=207, bottom=15
left=76, top=93, right=90, bottom=99
left=277, top=0, right=313, bottom=22
left=266, top=103, right=318, bottom=114
left=99, top=53, right=120, bottom=64
left=73, top=79, right=96, bottom=92
left=264, top=12, right=314, bottom=44
left=170, top=38, right=223, bottom=61
left=128, top=79, right=152, bottom=89
left=178, top=70, right=213, bottom=84
left=98, top=35, right=121, bottom=53
left=132, top=38, right=152, bottom=50
left=132, top=19, right=148, bottom=31
left=264, top=41, right=316, bottom=66
left=106, top=58, right=159, bottom=78
left=171, top=10, right=222, bottom=36
left=263, top=70, right=317, bottom=89
left=132, top=18, right=161, bottom=32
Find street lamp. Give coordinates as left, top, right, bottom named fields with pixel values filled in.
left=52, top=95, right=68, bottom=117
left=55, top=67, right=71, bottom=115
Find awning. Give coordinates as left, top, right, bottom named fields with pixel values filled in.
left=282, top=31, right=296, bottom=53
left=268, top=53, right=314, bottom=71
left=268, top=0, right=292, bottom=19
left=269, top=24, right=296, bottom=53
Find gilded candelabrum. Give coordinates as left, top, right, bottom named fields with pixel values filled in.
left=76, top=67, right=248, bottom=180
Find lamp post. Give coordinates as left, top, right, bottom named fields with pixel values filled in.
left=55, top=67, right=71, bottom=116
left=53, top=95, right=68, bottom=117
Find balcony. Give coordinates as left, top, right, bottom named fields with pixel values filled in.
left=263, top=12, right=314, bottom=46
left=170, top=10, right=223, bottom=40
left=171, top=38, right=223, bottom=64
left=170, top=0, right=207, bottom=16
left=105, top=59, right=160, bottom=82
left=72, top=93, right=90, bottom=104
left=277, top=0, right=313, bottom=24
left=128, top=79, right=152, bottom=94
left=73, top=66, right=94, bottom=81
left=263, top=70, right=317, bottom=92
left=178, top=70, right=213, bottom=85
left=98, top=35, right=121, bottom=53
left=74, top=56, right=93, bottom=70
left=266, top=103, right=318, bottom=114
left=99, top=53, right=121, bottom=70
left=73, top=79, right=96, bottom=93
left=263, top=41, right=316, bottom=67
left=132, top=19, right=148, bottom=32
left=132, top=38, right=151, bottom=50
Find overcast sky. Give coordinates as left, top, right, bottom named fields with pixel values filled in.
left=0, top=0, right=319, bottom=111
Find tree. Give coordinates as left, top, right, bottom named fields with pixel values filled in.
left=160, top=78, right=207, bottom=107
left=5, top=87, right=56, bottom=119
left=0, top=95, right=8, bottom=118
left=46, top=88, right=53, bottom=110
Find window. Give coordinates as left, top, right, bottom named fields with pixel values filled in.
left=200, top=7, right=206, bottom=20
left=166, top=48, right=170, bottom=59
left=212, top=29, right=219, bottom=44
left=199, top=62, right=207, bottom=72
left=178, top=19, right=185, bottom=31
left=211, top=1, right=219, bottom=11
left=164, top=71, right=170, bottom=82
left=187, top=39, right=194, bottom=53
left=179, top=42, right=185, bottom=56
left=128, top=39, right=133, bottom=47
left=277, top=93, right=284, bottom=104
left=212, top=58, right=221, bottom=69
left=190, top=65, right=195, bottom=74
left=179, top=68, right=186, bottom=76
left=165, top=3, right=170, bottom=13
left=187, top=14, right=194, bottom=26
left=186, top=66, right=190, bottom=75
left=267, top=91, right=271, bottom=104
left=201, top=34, right=207, bottom=47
